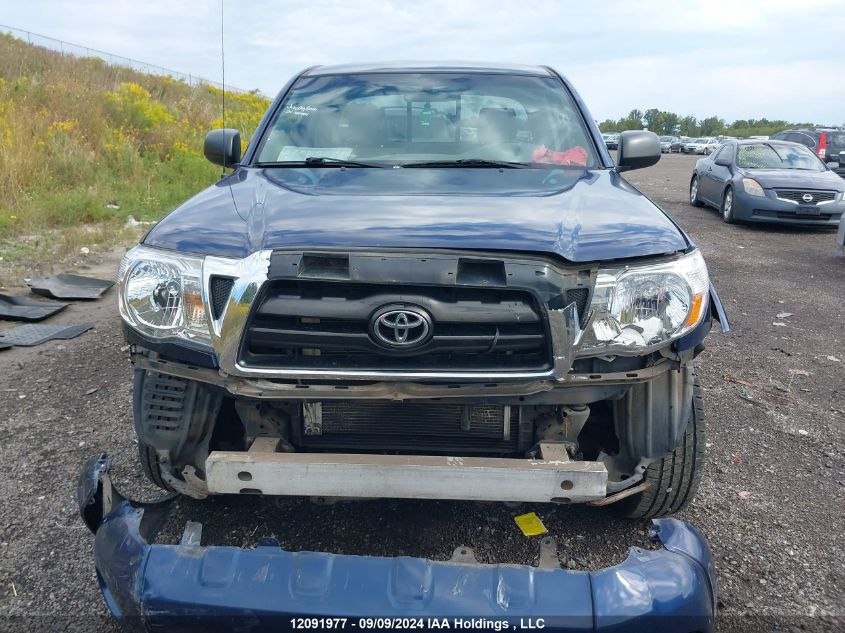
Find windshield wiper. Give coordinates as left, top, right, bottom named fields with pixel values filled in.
left=255, top=157, right=383, bottom=168
left=401, top=158, right=530, bottom=169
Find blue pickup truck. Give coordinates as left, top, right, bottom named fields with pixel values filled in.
left=81, top=62, right=727, bottom=632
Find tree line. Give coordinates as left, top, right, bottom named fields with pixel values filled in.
left=598, top=109, right=821, bottom=138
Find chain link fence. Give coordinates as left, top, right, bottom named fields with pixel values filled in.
left=0, top=23, right=247, bottom=93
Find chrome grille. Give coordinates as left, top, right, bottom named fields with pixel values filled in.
left=775, top=189, right=837, bottom=204
left=240, top=281, right=551, bottom=373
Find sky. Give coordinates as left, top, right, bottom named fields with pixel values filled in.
left=2, top=0, right=844, bottom=125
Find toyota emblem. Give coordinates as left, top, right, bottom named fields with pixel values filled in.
left=802, top=193, right=814, bottom=203
left=371, top=306, right=432, bottom=348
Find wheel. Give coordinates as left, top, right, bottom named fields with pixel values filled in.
left=613, top=375, right=705, bottom=519
left=689, top=175, right=704, bottom=207
left=721, top=186, right=736, bottom=223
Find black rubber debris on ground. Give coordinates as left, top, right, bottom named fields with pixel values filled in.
left=26, top=273, right=115, bottom=300
left=0, top=293, right=69, bottom=322
left=0, top=323, right=93, bottom=346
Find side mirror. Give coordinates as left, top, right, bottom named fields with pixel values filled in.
left=715, top=155, right=732, bottom=167
left=204, top=128, right=241, bottom=168
left=617, top=130, right=661, bottom=171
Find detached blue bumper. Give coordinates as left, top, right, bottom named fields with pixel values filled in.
left=79, top=455, right=716, bottom=632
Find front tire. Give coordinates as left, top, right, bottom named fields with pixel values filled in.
left=721, top=186, right=736, bottom=224
left=613, top=375, right=705, bottom=519
left=689, top=175, right=704, bottom=207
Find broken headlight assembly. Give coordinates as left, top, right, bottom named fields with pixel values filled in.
left=579, top=249, right=709, bottom=355
left=118, top=245, right=211, bottom=345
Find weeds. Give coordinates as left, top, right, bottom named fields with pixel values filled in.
left=0, top=33, right=269, bottom=285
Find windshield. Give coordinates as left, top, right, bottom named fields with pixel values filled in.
left=691, top=138, right=705, bottom=143
left=660, top=136, right=672, bottom=142
left=737, top=143, right=826, bottom=171
left=254, top=72, right=598, bottom=167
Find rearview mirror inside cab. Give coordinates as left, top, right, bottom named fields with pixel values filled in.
left=617, top=130, right=661, bottom=172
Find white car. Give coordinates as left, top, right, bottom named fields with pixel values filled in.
left=682, top=137, right=719, bottom=155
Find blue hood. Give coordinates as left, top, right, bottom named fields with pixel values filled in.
left=144, top=167, right=690, bottom=263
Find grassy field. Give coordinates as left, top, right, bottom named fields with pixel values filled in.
left=0, top=33, right=269, bottom=285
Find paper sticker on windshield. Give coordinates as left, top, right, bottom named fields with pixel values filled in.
left=284, top=104, right=317, bottom=117
left=276, top=146, right=353, bottom=162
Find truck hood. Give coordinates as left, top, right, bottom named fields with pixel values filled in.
left=144, top=167, right=690, bottom=263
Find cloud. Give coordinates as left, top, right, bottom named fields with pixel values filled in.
left=2, top=0, right=844, bottom=123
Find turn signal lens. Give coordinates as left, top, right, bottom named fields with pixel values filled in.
left=684, top=293, right=706, bottom=329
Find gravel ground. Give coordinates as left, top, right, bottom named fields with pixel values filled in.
left=0, top=153, right=843, bottom=632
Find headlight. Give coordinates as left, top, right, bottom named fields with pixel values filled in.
left=118, top=245, right=210, bottom=345
left=578, top=250, right=709, bottom=355
left=742, top=178, right=765, bottom=197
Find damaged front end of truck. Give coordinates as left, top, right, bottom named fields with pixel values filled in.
left=79, top=454, right=716, bottom=632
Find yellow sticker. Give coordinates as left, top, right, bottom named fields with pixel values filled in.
left=514, top=512, right=548, bottom=537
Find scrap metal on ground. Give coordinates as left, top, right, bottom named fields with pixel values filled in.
left=26, top=273, right=114, bottom=300
left=0, top=293, right=68, bottom=322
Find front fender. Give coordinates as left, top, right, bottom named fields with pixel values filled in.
left=709, top=283, right=730, bottom=332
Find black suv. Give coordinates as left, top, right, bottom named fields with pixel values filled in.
left=770, top=128, right=845, bottom=177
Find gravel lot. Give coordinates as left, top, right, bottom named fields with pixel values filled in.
left=0, top=153, right=843, bottom=632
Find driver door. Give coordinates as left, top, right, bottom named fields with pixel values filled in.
left=698, top=146, right=724, bottom=203
left=705, top=144, right=733, bottom=202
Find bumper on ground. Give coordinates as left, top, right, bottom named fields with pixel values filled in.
left=79, top=454, right=717, bottom=632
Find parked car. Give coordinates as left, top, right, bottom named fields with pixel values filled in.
left=682, top=137, right=719, bottom=154
left=659, top=135, right=679, bottom=153
left=84, top=62, right=726, bottom=629
left=689, top=139, right=845, bottom=225
left=837, top=215, right=845, bottom=252
left=604, top=132, right=619, bottom=149
left=770, top=128, right=845, bottom=178
left=670, top=136, right=687, bottom=153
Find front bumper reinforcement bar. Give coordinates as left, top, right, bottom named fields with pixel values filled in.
left=79, top=454, right=716, bottom=633
left=205, top=442, right=608, bottom=503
